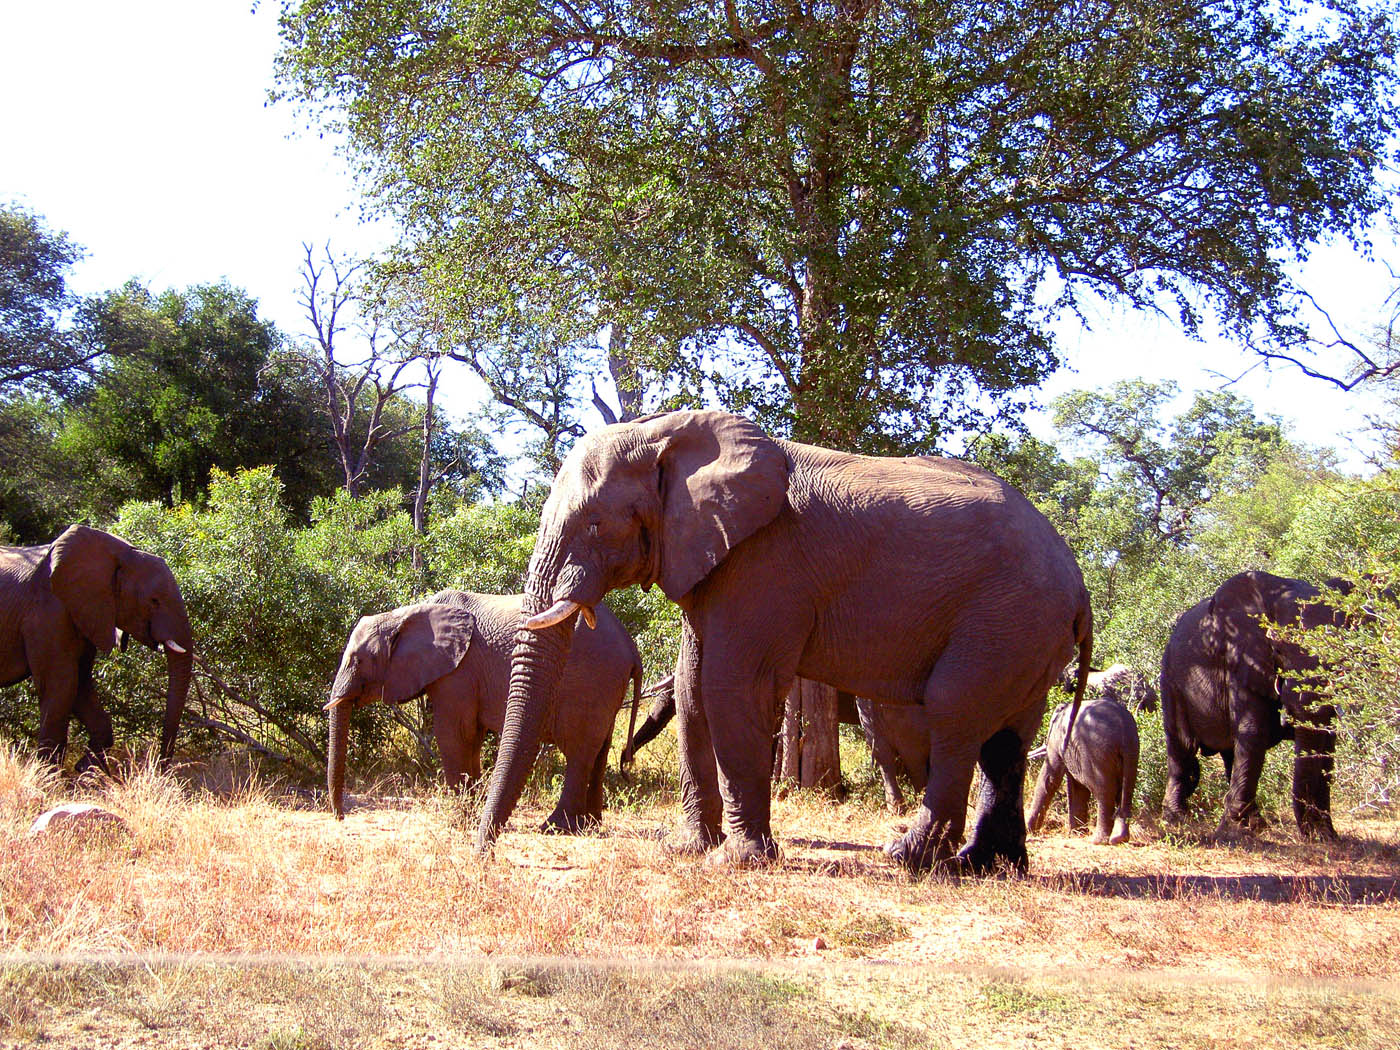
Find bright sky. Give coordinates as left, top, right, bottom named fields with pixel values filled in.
left=1, top=1, right=1393, bottom=468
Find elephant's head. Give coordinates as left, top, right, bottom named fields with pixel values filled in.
left=325, top=601, right=475, bottom=819
left=48, top=524, right=194, bottom=763
left=476, top=410, right=790, bottom=850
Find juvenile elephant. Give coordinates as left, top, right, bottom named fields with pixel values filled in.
left=325, top=590, right=643, bottom=831
left=0, top=525, right=193, bottom=770
left=1160, top=571, right=1349, bottom=839
left=1026, top=699, right=1139, bottom=844
left=477, top=410, right=1092, bottom=873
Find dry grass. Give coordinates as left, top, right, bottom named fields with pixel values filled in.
left=2, top=746, right=1399, bottom=1046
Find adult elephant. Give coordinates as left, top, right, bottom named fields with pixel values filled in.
left=1160, top=571, right=1349, bottom=840
left=0, top=524, right=193, bottom=770
left=476, top=410, right=1092, bottom=873
left=325, top=590, right=643, bottom=830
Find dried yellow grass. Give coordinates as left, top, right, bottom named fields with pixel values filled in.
left=1, top=746, right=1398, bottom=983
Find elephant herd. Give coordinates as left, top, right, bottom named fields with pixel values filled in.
left=0, top=410, right=1364, bottom=874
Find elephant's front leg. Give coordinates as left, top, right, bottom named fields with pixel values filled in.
left=664, top=621, right=723, bottom=856
left=703, top=660, right=788, bottom=866
left=29, top=644, right=81, bottom=768
left=1065, top=778, right=1091, bottom=833
left=1292, top=723, right=1337, bottom=840
left=72, top=648, right=114, bottom=776
left=1025, top=754, right=1065, bottom=833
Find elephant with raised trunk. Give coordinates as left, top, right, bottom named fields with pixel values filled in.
left=477, top=410, right=1092, bottom=874
left=1026, top=699, right=1139, bottom=844
left=0, top=524, right=193, bottom=770
left=326, top=590, right=643, bottom=831
left=1160, top=571, right=1351, bottom=840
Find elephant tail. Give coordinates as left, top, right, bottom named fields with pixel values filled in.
left=1064, top=599, right=1094, bottom=745
left=619, top=655, right=643, bottom=774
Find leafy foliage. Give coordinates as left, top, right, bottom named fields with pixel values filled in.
left=276, top=0, right=1399, bottom=451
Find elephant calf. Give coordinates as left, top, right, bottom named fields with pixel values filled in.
left=326, top=590, right=642, bottom=831
left=1027, top=699, right=1139, bottom=845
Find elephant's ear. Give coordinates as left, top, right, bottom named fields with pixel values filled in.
left=48, top=525, right=125, bottom=654
left=647, top=411, right=790, bottom=601
left=383, top=603, right=475, bottom=705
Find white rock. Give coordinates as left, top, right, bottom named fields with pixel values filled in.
left=28, top=803, right=129, bottom=838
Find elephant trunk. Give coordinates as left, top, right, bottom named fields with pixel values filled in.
left=475, top=591, right=576, bottom=853
left=158, top=643, right=192, bottom=765
left=328, top=699, right=350, bottom=819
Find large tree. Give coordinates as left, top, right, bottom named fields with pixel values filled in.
left=0, top=204, right=97, bottom=395
left=278, top=0, right=1397, bottom=452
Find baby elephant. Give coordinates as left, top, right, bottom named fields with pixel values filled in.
left=326, top=590, right=642, bottom=831
left=1026, top=698, right=1140, bottom=844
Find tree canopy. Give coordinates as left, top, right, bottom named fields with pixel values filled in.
left=276, top=0, right=1398, bottom=451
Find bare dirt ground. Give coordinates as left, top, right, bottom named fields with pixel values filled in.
left=2, top=753, right=1399, bottom=1048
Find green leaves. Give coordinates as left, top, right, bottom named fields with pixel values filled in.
left=277, top=1, right=1397, bottom=452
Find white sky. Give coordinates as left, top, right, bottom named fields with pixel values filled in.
left=0, top=1, right=1393, bottom=469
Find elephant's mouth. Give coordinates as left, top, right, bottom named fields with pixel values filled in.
left=524, top=599, right=596, bottom=631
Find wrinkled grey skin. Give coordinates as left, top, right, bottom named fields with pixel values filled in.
left=1160, top=571, right=1348, bottom=840
left=1057, top=663, right=1158, bottom=713
left=1026, top=699, right=1139, bottom=844
left=326, top=590, right=642, bottom=831
left=478, top=410, right=1092, bottom=874
left=0, top=525, right=194, bottom=770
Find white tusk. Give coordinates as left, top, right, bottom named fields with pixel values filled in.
left=580, top=606, right=596, bottom=630
left=323, top=696, right=351, bottom=712
left=113, top=628, right=122, bottom=648
left=162, top=639, right=187, bottom=654
left=524, top=599, right=583, bottom=631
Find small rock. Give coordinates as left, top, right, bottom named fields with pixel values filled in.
left=28, top=803, right=129, bottom=839
left=812, top=936, right=827, bottom=951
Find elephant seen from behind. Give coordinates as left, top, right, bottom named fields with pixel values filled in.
left=326, top=590, right=643, bottom=831
left=0, top=524, right=193, bottom=771
left=1160, top=570, right=1350, bottom=840
left=477, top=409, right=1092, bottom=874
left=1026, top=698, right=1139, bottom=844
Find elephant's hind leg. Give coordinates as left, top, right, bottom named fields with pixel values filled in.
left=584, top=740, right=609, bottom=824
left=542, top=745, right=599, bottom=834
left=958, top=728, right=1031, bottom=874
left=887, top=646, right=1022, bottom=873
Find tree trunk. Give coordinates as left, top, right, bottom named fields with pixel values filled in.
left=412, top=359, right=440, bottom=573
left=774, top=677, right=842, bottom=793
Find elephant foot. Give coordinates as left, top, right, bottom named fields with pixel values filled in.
left=1091, top=831, right=1109, bottom=845
left=703, top=834, right=779, bottom=869
left=1213, top=810, right=1266, bottom=841
left=1108, top=819, right=1130, bottom=845
left=540, top=810, right=600, bottom=835
left=956, top=840, right=1029, bottom=878
left=884, top=830, right=955, bottom=875
left=1297, top=817, right=1338, bottom=842
left=74, top=751, right=112, bottom=778
left=661, top=824, right=723, bottom=858
left=1161, top=805, right=1188, bottom=827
